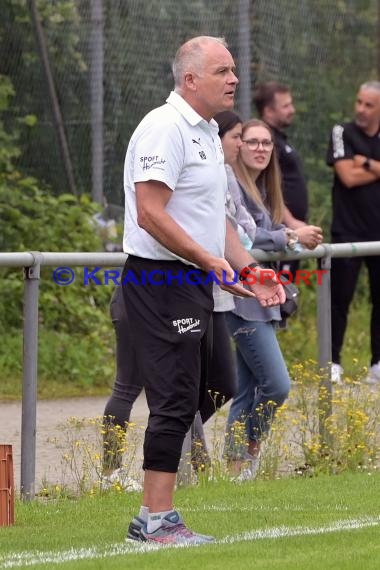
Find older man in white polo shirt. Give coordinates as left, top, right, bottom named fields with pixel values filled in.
left=124, top=90, right=227, bottom=261
left=120, top=36, right=284, bottom=545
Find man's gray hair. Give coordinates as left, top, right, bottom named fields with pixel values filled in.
left=360, top=81, right=380, bottom=93
left=172, top=36, right=227, bottom=87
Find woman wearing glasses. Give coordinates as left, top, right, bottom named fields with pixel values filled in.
left=237, top=121, right=323, bottom=252
left=224, top=118, right=322, bottom=480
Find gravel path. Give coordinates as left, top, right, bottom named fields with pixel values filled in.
left=0, top=394, right=150, bottom=492
left=0, top=394, right=222, bottom=494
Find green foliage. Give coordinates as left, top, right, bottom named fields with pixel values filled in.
left=0, top=179, right=116, bottom=394
left=0, top=49, right=115, bottom=395
left=0, top=176, right=110, bottom=328
left=37, top=327, right=114, bottom=394
left=2, top=177, right=86, bottom=250
left=0, top=74, right=19, bottom=171
left=0, top=327, right=115, bottom=399
left=0, top=0, right=88, bottom=194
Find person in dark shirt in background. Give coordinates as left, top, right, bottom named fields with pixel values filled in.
left=326, top=81, right=380, bottom=385
left=253, top=82, right=322, bottom=277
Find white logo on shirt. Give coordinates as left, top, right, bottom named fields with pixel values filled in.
left=140, top=155, right=166, bottom=171
left=332, top=125, right=345, bottom=158
left=285, top=144, right=293, bottom=153
left=172, top=318, right=201, bottom=334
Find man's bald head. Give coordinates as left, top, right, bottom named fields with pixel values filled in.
left=172, top=36, right=227, bottom=87
left=355, top=81, right=380, bottom=135
left=360, top=81, right=380, bottom=95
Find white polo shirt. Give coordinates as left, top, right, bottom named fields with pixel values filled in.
left=123, top=91, right=226, bottom=261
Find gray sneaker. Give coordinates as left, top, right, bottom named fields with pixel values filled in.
left=127, top=515, right=146, bottom=541
left=139, top=511, right=214, bottom=545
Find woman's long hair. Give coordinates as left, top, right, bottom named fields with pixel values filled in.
left=234, top=119, right=284, bottom=224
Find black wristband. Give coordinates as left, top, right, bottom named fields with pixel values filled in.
left=239, top=262, right=261, bottom=281
left=363, top=158, right=371, bottom=171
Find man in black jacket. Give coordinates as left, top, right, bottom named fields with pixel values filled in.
left=254, top=82, right=322, bottom=277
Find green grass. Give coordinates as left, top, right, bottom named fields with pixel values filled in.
left=1, top=472, right=379, bottom=569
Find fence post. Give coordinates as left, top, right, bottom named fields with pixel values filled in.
left=21, top=257, right=41, bottom=501
left=0, top=444, right=15, bottom=526
left=317, top=252, right=333, bottom=449
left=90, top=0, right=104, bottom=204
left=238, top=0, right=251, bottom=121
left=177, top=421, right=194, bottom=486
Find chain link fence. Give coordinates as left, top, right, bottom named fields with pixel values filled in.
left=1, top=0, right=378, bottom=211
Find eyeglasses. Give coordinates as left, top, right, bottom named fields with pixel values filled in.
left=241, top=138, right=274, bottom=151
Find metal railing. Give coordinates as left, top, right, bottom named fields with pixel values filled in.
left=1, top=241, right=380, bottom=498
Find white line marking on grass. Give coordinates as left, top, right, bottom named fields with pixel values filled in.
left=1, top=516, right=379, bottom=568
left=182, top=503, right=350, bottom=513
left=219, top=516, right=380, bottom=544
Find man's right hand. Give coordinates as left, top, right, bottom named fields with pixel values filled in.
left=205, top=257, right=255, bottom=298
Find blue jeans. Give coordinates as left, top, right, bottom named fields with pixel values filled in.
left=224, top=312, right=291, bottom=459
